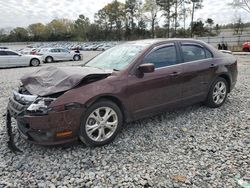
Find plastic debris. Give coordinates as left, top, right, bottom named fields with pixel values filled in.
left=235, top=175, right=250, bottom=188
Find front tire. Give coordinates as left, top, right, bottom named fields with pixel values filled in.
left=30, top=58, right=40, bottom=67
left=205, top=77, right=229, bottom=108
left=79, top=100, right=123, bottom=146
left=45, top=56, right=53, bottom=63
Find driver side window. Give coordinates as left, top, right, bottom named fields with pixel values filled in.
left=144, top=45, right=177, bottom=68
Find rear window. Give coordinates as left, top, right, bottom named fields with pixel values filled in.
left=181, top=44, right=206, bottom=62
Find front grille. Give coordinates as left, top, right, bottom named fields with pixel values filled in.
left=7, top=96, right=29, bottom=118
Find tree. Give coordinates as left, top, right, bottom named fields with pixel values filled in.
left=9, top=27, right=29, bottom=42
left=125, top=0, right=141, bottom=38
left=190, top=0, right=203, bottom=37
left=74, top=15, right=90, bottom=40
left=192, top=19, right=205, bottom=36
left=215, top=24, right=220, bottom=35
left=234, top=17, right=244, bottom=34
left=156, top=0, right=175, bottom=38
left=47, top=19, right=74, bottom=41
left=143, top=0, right=160, bottom=38
left=205, top=18, right=214, bottom=34
left=229, top=0, right=250, bottom=13
left=28, top=23, right=46, bottom=41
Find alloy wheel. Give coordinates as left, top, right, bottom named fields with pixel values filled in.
left=212, top=81, right=227, bottom=105
left=85, top=107, right=118, bottom=142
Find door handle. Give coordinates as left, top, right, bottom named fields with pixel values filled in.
left=169, top=72, right=181, bottom=77
left=210, top=64, right=217, bottom=68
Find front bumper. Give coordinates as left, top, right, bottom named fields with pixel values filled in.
left=7, top=94, right=85, bottom=146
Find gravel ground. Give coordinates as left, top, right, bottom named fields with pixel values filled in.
left=0, top=53, right=249, bottom=188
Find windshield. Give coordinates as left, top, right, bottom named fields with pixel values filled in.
left=85, top=44, right=148, bottom=70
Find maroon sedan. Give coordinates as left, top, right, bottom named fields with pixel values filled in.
left=7, top=39, right=237, bottom=149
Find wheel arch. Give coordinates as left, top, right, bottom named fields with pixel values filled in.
left=218, top=73, right=231, bottom=92
left=85, top=95, right=129, bottom=123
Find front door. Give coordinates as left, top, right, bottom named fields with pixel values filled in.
left=126, top=43, right=183, bottom=119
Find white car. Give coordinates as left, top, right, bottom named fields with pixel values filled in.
left=37, top=48, right=82, bottom=63
left=0, top=50, right=42, bottom=68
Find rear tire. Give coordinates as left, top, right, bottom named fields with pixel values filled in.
left=73, top=55, right=80, bottom=61
left=45, top=56, right=53, bottom=63
left=79, top=100, right=123, bottom=147
left=30, top=58, right=40, bottom=67
left=243, top=48, right=250, bottom=52
left=205, top=77, right=229, bottom=108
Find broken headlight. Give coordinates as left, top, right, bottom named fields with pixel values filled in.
left=27, top=98, right=55, bottom=113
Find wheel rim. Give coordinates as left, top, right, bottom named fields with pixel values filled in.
left=31, top=59, right=39, bottom=66
left=74, top=55, right=79, bottom=61
left=212, top=81, right=227, bottom=105
left=85, top=107, right=118, bottom=142
left=47, top=57, right=52, bottom=63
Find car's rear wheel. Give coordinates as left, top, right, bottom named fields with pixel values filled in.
left=205, top=77, right=229, bottom=108
left=45, top=56, right=53, bottom=63
left=30, top=58, right=40, bottom=67
left=243, top=48, right=250, bottom=52
left=79, top=100, right=123, bottom=146
left=73, top=55, right=80, bottom=61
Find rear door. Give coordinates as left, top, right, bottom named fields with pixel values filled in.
left=126, top=43, right=183, bottom=119
left=178, top=42, right=216, bottom=105
left=59, top=49, right=72, bottom=60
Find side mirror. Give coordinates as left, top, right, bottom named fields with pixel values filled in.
left=138, top=63, right=155, bottom=73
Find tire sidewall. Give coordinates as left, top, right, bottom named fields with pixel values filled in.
left=73, top=55, right=80, bottom=61
left=79, top=100, right=123, bottom=146
left=206, top=77, right=229, bottom=108
left=46, top=56, right=53, bottom=63
left=30, top=58, right=40, bottom=66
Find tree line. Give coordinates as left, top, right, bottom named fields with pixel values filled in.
left=0, top=0, right=246, bottom=42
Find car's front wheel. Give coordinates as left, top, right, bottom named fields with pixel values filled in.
left=30, top=58, right=40, bottom=67
left=45, top=56, right=53, bottom=63
left=205, top=77, right=229, bottom=108
left=79, top=100, right=123, bottom=146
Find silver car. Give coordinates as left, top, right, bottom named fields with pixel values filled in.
left=37, top=48, right=82, bottom=63
left=0, top=50, right=42, bottom=68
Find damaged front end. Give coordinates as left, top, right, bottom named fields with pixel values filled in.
left=6, top=86, right=83, bottom=152
left=6, top=88, right=55, bottom=152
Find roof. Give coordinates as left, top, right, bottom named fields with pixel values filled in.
left=125, top=38, right=206, bottom=46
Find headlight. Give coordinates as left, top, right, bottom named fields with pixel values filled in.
left=27, top=98, right=55, bottom=113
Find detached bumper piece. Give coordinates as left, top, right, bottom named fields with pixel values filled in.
left=6, top=111, right=22, bottom=153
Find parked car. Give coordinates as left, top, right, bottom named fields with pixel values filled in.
left=0, top=46, right=8, bottom=49
left=36, top=48, right=82, bottom=63
left=242, top=42, right=250, bottom=52
left=19, top=48, right=37, bottom=55
left=6, top=39, right=237, bottom=149
left=0, top=49, right=42, bottom=68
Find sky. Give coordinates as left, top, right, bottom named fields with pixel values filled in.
left=0, top=0, right=249, bottom=29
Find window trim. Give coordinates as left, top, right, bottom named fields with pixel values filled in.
left=180, top=42, right=214, bottom=63
left=142, top=43, right=178, bottom=70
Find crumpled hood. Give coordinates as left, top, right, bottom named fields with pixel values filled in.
left=21, top=66, right=112, bottom=96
